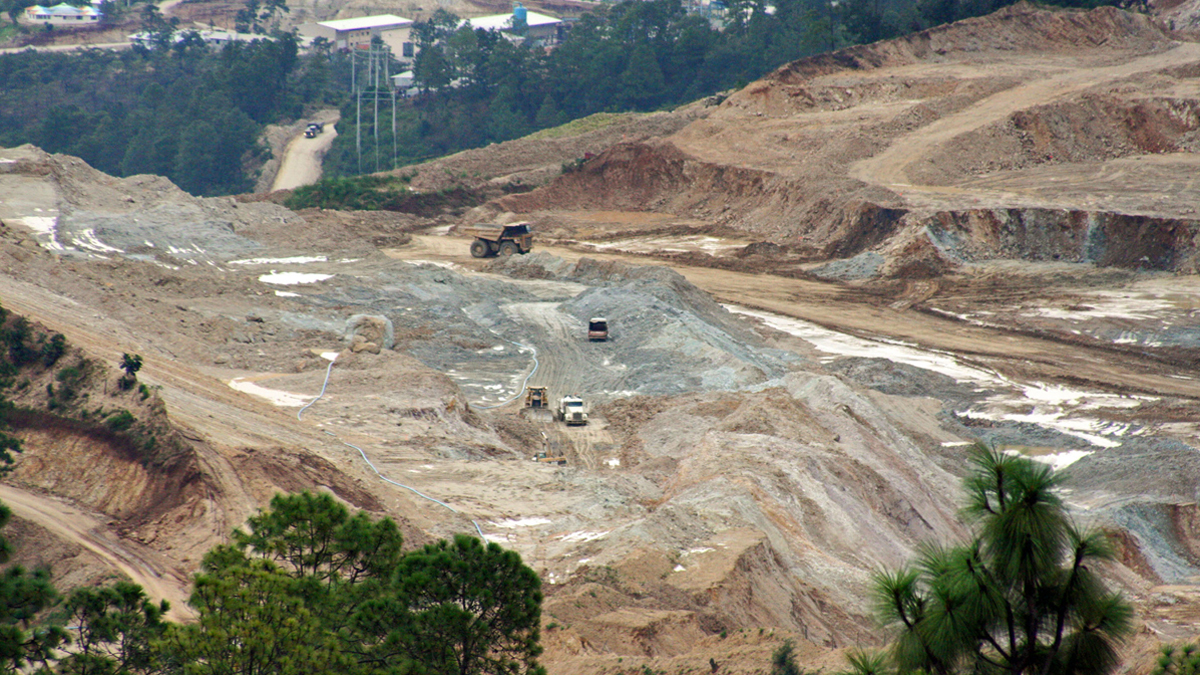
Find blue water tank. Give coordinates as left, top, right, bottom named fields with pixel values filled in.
left=513, top=3, right=527, bottom=22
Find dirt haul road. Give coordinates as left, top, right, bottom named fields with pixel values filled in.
left=0, top=484, right=195, bottom=621
left=847, top=41, right=1200, bottom=208
left=388, top=234, right=1200, bottom=403
left=271, top=116, right=339, bottom=191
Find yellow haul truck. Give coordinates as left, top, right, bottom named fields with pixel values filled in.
left=461, top=223, right=534, bottom=258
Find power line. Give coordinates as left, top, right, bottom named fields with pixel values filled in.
left=348, top=43, right=398, bottom=174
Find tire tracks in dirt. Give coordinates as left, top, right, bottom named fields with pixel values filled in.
left=388, top=236, right=1200, bottom=401
left=849, top=41, right=1200, bottom=199
left=498, top=302, right=620, bottom=470
left=0, top=484, right=195, bottom=621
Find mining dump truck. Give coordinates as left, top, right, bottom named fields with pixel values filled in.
left=461, top=223, right=534, bottom=258
left=557, top=395, right=588, bottom=426
left=588, top=317, right=609, bottom=341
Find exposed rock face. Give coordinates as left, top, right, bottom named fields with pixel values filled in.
left=489, top=4, right=1200, bottom=278
left=921, top=209, right=1200, bottom=272
left=5, top=4, right=1200, bottom=674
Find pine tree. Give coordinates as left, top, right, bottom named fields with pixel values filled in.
left=618, top=42, right=666, bottom=111
left=361, top=534, right=545, bottom=675
left=0, top=503, right=65, bottom=672
left=57, top=581, right=169, bottom=675
left=534, top=94, right=565, bottom=130
left=850, top=443, right=1133, bottom=675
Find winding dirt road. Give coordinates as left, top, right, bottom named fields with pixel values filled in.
left=848, top=41, right=1200, bottom=206
left=271, top=117, right=339, bottom=191
left=0, top=485, right=195, bottom=621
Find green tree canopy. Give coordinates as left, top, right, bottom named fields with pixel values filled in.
left=1153, top=641, right=1200, bottom=675
left=166, top=555, right=351, bottom=675
left=0, top=489, right=543, bottom=675
left=361, top=534, right=544, bottom=675
left=56, top=581, right=169, bottom=675
left=0, top=396, right=20, bottom=475
left=0, top=502, right=65, bottom=673
left=201, top=491, right=405, bottom=674
left=233, top=490, right=404, bottom=585
left=849, top=443, right=1134, bottom=675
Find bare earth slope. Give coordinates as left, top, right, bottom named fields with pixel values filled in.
left=4, top=5, right=1200, bottom=674
left=0, top=143, right=982, bottom=663
left=491, top=4, right=1200, bottom=275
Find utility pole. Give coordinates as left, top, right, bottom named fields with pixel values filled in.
left=385, top=49, right=394, bottom=171
left=353, top=47, right=361, bottom=174
left=391, top=85, right=397, bottom=170
left=356, top=86, right=362, bottom=175
left=373, top=44, right=380, bottom=173
left=350, top=41, right=396, bottom=175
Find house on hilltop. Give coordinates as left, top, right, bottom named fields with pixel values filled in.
left=23, top=2, right=101, bottom=24
left=298, top=7, right=563, bottom=73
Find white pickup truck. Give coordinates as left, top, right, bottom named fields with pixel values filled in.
left=557, top=396, right=588, bottom=426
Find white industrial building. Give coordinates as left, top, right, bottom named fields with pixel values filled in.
left=297, top=14, right=413, bottom=51
left=461, top=6, right=562, bottom=46
left=301, top=7, right=563, bottom=73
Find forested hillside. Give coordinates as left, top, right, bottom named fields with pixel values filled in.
left=0, top=0, right=1125, bottom=194
left=322, top=0, right=1128, bottom=177
left=0, top=34, right=342, bottom=195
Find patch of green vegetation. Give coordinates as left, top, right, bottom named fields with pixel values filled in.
left=118, top=353, right=142, bottom=391
left=561, top=156, right=590, bottom=175
left=1153, top=641, right=1200, bottom=675
left=0, top=306, right=183, bottom=469
left=771, top=639, right=804, bottom=675
left=843, top=443, right=1133, bottom=675
left=2, top=315, right=37, bottom=367
left=526, top=112, right=629, bottom=141
left=104, top=410, right=136, bottom=432
left=284, top=173, right=408, bottom=210
left=0, top=491, right=548, bottom=675
left=40, top=333, right=66, bottom=367
left=0, top=36, right=342, bottom=197
left=0, top=23, right=21, bottom=44
left=55, top=365, right=82, bottom=383
left=51, top=359, right=90, bottom=404
left=286, top=173, right=479, bottom=214
left=582, top=564, right=620, bottom=586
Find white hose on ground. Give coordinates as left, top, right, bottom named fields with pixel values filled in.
left=297, top=353, right=338, bottom=421
left=472, top=340, right=539, bottom=410
left=296, top=351, right=488, bottom=542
